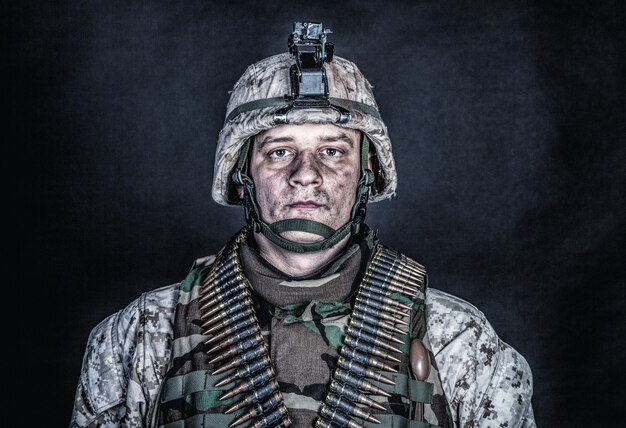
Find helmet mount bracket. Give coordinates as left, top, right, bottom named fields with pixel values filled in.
left=274, top=22, right=351, bottom=125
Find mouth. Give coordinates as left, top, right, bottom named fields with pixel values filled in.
left=288, top=201, right=322, bottom=209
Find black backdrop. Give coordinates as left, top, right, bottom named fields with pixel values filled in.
left=9, top=0, right=625, bottom=426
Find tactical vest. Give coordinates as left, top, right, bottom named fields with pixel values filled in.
left=157, top=228, right=453, bottom=427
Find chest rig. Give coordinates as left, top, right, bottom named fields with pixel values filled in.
left=158, top=229, right=453, bottom=427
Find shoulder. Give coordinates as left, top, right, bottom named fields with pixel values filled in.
left=74, top=283, right=180, bottom=418
left=425, top=287, right=492, bottom=351
left=425, top=288, right=535, bottom=426
left=424, top=286, right=530, bottom=373
left=117, top=282, right=180, bottom=335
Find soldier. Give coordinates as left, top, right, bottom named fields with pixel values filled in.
left=71, top=22, right=535, bottom=428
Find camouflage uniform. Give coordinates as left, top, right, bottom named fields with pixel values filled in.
left=70, top=234, right=535, bottom=427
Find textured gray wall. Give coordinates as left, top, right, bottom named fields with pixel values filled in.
left=9, top=0, right=624, bottom=426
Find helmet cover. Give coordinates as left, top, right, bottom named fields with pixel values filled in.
left=212, top=52, right=397, bottom=205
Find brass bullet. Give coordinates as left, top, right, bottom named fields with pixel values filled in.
left=355, top=296, right=408, bottom=317
left=396, top=266, right=425, bottom=285
left=223, top=379, right=279, bottom=414
left=319, top=403, right=365, bottom=428
left=314, top=418, right=334, bottom=428
left=353, top=302, right=407, bottom=325
left=211, top=345, right=267, bottom=375
left=205, top=314, right=257, bottom=345
left=214, top=354, right=272, bottom=387
left=201, top=255, right=239, bottom=290
left=352, top=309, right=406, bottom=335
left=347, top=322, right=405, bottom=344
left=372, top=250, right=399, bottom=267
left=248, top=403, right=289, bottom=428
left=228, top=391, right=282, bottom=427
left=337, top=356, right=395, bottom=385
left=326, top=392, right=381, bottom=424
left=199, top=275, right=246, bottom=305
left=202, top=304, right=254, bottom=333
left=346, top=327, right=403, bottom=354
left=206, top=328, right=258, bottom=356
left=339, top=347, right=398, bottom=373
left=359, top=290, right=412, bottom=311
left=199, top=270, right=242, bottom=302
left=329, top=380, right=386, bottom=412
left=219, top=367, right=275, bottom=401
left=376, top=252, right=425, bottom=275
left=202, top=289, right=251, bottom=318
left=209, top=332, right=265, bottom=364
left=344, top=336, right=401, bottom=363
left=364, top=271, right=419, bottom=294
left=368, top=263, right=422, bottom=289
left=362, top=279, right=417, bottom=298
left=333, top=368, right=391, bottom=398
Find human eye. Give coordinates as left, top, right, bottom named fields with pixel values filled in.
left=268, top=148, right=290, bottom=159
left=321, top=147, right=342, bottom=157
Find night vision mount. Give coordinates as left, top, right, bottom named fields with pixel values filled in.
left=288, top=22, right=333, bottom=103
left=274, top=21, right=351, bottom=123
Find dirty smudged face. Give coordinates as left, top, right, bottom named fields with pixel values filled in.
left=248, top=123, right=362, bottom=243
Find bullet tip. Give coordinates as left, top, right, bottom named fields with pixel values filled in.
left=388, top=354, right=401, bottom=363
left=378, top=376, right=396, bottom=386
left=368, top=415, right=382, bottom=424
left=371, top=401, right=386, bottom=411
left=214, top=378, right=229, bottom=387
left=219, top=391, right=234, bottom=401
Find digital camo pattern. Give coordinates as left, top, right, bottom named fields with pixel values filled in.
left=426, top=289, right=536, bottom=427
left=213, top=53, right=397, bottom=205
left=71, top=264, right=535, bottom=427
left=71, top=284, right=178, bottom=427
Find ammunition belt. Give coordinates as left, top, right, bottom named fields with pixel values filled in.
left=317, top=247, right=426, bottom=428
left=199, top=230, right=430, bottom=428
left=198, top=230, right=290, bottom=428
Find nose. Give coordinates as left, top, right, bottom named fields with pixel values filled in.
left=289, top=152, right=322, bottom=187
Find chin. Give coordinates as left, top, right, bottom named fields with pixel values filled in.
left=280, top=230, right=326, bottom=244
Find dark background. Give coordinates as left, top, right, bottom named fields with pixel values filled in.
left=9, top=0, right=625, bottom=426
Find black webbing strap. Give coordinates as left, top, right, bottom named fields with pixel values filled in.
left=224, top=97, right=382, bottom=124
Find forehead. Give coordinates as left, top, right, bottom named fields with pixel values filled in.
left=254, top=124, right=361, bottom=146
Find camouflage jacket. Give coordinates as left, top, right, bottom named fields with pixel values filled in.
left=71, top=253, right=535, bottom=427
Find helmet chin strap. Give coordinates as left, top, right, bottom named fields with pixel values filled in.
left=231, top=134, right=374, bottom=253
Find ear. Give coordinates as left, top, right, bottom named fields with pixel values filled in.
left=236, top=184, right=244, bottom=201
left=367, top=148, right=378, bottom=173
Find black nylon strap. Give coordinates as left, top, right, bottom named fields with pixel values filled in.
left=224, top=97, right=287, bottom=124
left=224, top=97, right=382, bottom=124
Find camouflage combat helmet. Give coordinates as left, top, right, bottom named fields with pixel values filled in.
left=212, top=22, right=397, bottom=253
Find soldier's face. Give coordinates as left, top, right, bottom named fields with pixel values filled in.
left=249, top=123, right=362, bottom=243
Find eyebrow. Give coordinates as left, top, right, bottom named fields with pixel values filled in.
left=256, top=132, right=356, bottom=149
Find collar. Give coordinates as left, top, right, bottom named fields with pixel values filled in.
left=239, top=226, right=377, bottom=307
